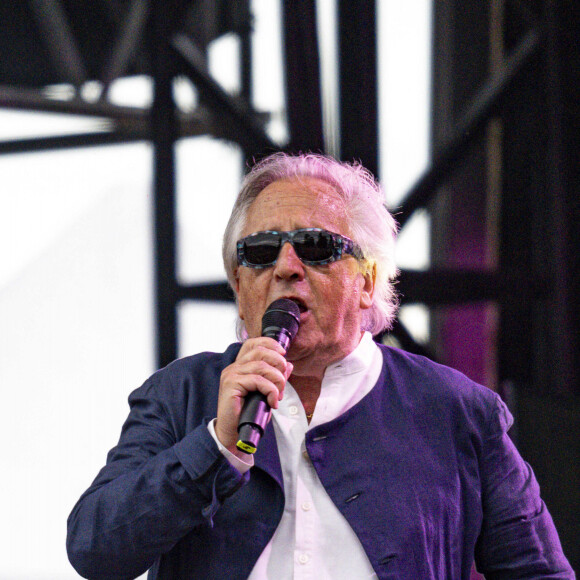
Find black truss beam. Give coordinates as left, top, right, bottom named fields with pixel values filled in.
left=176, top=280, right=432, bottom=359
left=176, top=267, right=551, bottom=309
left=149, top=1, right=180, bottom=368
left=543, top=0, right=575, bottom=391
left=0, top=123, right=214, bottom=155
left=171, top=32, right=277, bottom=157
left=178, top=281, right=235, bottom=303
left=397, top=28, right=540, bottom=228
left=0, top=106, right=212, bottom=156
left=282, top=0, right=324, bottom=153
left=0, top=84, right=146, bottom=119
left=338, top=0, right=378, bottom=175
left=0, top=131, right=135, bottom=155
left=398, top=269, right=550, bottom=306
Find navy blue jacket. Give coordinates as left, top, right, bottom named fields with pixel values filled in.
left=67, top=343, right=574, bottom=579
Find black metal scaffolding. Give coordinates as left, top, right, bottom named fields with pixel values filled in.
left=0, top=0, right=578, bottom=566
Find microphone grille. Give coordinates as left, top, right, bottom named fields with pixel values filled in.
left=261, top=298, right=301, bottom=340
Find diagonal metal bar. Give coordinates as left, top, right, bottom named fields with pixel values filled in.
left=28, top=0, right=88, bottom=86
left=396, top=28, right=541, bottom=228
left=171, top=32, right=278, bottom=155
left=100, top=0, right=152, bottom=96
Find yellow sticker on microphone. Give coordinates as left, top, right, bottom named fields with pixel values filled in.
left=236, top=440, right=257, bottom=454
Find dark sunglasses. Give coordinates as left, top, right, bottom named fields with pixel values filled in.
left=237, top=228, right=364, bottom=268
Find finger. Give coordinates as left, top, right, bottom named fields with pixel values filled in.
left=237, top=336, right=287, bottom=360
left=221, top=359, right=287, bottom=400
left=229, top=373, right=282, bottom=409
left=235, top=343, right=290, bottom=375
left=284, top=362, right=294, bottom=382
left=233, top=359, right=287, bottom=388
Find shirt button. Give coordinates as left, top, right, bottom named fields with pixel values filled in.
left=301, top=501, right=312, bottom=511
left=298, top=553, right=309, bottom=564
left=289, top=405, right=299, bottom=416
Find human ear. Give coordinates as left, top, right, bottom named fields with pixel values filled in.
left=359, top=260, right=376, bottom=310
left=234, top=269, right=245, bottom=320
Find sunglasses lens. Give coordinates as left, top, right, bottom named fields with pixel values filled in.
left=243, top=233, right=281, bottom=265
left=293, top=230, right=334, bottom=262
left=241, top=229, right=340, bottom=266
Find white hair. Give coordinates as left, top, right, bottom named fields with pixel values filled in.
left=222, top=152, right=399, bottom=337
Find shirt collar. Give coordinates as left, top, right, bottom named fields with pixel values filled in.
left=276, top=331, right=382, bottom=428
left=323, top=331, right=378, bottom=379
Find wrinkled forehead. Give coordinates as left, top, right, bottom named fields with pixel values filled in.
left=243, top=177, right=350, bottom=236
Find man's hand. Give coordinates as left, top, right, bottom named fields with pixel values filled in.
left=215, top=337, right=293, bottom=456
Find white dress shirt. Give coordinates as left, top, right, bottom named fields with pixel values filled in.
left=209, top=332, right=383, bottom=579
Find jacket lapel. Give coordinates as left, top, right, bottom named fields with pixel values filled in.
left=253, top=419, right=284, bottom=490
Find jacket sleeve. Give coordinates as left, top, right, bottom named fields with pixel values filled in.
left=66, top=370, right=249, bottom=580
left=474, top=395, right=575, bottom=579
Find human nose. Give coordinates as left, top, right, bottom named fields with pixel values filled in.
left=273, top=242, right=305, bottom=280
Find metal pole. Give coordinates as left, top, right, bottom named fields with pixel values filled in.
left=149, top=0, right=179, bottom=368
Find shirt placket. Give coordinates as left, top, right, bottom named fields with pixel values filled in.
left=294, top=440, right=316, bottom=580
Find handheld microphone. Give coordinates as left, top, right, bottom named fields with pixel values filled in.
left=236, top=298, right=301, bottom=454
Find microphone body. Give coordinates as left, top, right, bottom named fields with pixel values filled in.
left=236, top=299, right=301, bottom=454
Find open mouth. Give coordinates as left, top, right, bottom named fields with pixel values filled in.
left=288, top=297, right=308, bottom=313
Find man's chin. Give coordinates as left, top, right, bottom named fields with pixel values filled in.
left=285, top=336, right=325, bottom=366
left=285, top=340, right=311, bottom=361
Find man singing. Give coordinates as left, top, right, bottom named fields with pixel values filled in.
left=67, top=152, right=574, bottom=579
